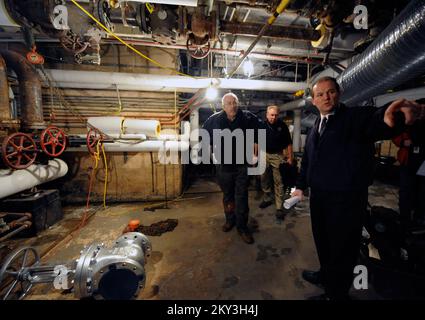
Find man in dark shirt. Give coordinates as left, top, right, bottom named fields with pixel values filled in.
left=202, top=92, right=259, bottom=244
left=292, top=76, right=424, bottom=300
left=259, top=105, right=293, bottom=220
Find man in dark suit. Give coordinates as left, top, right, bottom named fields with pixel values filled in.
left=292, top=76, right=424, bottom=300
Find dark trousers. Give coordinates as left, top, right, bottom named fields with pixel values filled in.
left=399, top=165, right=425, bottom=223
left=310, top=188, right=368, bottom=299
left=216, top=165, right=250, bottom=232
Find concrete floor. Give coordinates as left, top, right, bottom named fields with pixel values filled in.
left=1, top=179, right=400, bottom=300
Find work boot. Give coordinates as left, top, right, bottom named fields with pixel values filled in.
left=238, top=231, right=254, bottom=244
left=222, top=221, right=235, bottom=232
left=259, top=200, right=273, bottom=209
left=275, top=209, right=286, bottom=220
left=302, top=270, right=323, bottom=288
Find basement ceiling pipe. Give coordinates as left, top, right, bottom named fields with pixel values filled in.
left=102, top=140, right=189, bottom=153
left=118, top=0, right=198, bottom=6
left=0, top=159, right=68, bottom=199
left=44, top=69, right=307, bottom=93
left=0, top=50, right=45, bottom=129
left=337, top=0, right=425, bottom=106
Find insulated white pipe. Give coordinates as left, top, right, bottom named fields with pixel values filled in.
left=157, top=121, right=190, bottom=141
left=87, top=117, right=161, bottom=138
left=0, top=159, right=68, bottom=199
left=119, top=0, right=198, bottom=6
left=102, top=140, right=189, bottom=152
left=45, top=69, right=307, bottom=93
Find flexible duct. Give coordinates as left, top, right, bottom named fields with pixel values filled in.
left=337, top=0, right=425, bottom=106
left=0, top=50, right=45, bottom=128
left=0, top=159, right=68, bottom=199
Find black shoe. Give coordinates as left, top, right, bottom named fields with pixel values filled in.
left=275, top=209, right=286, bottom=220
left=259, top=200, right=273, bottom=209
left=222, top=221, right=235, bottom=232
left=307, top=293, right=330, bottom=301
left=238, top=231, right=254, bottom=244
left=302, top=270, right=323, bottom=288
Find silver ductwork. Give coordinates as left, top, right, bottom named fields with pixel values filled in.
left=337, top=0, right=425, bottom=106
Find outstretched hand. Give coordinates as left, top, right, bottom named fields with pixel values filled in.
left=384, top=99, right=424, bottom=128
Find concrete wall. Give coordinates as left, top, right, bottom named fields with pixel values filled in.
left=60, top=152, right=183, bottom=203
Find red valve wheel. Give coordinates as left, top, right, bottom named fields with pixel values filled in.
left=86, top=128, right=104, bottom=155
left=40, top=126, right=67, bottom=157
left=2, top=133, right=37, bottom=170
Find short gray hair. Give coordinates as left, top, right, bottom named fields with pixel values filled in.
left=222, top=92, right=239, bottom=106
left=267, top=105, right=279, bottom=113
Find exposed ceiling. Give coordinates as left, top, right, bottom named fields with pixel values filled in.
left=0, top=0, right=423, bottom=107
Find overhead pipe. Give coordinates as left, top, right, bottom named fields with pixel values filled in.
left=103, top=38, right=324, bottom=64
left=118, top=0, right=198, bottom=6
left=227, top=0, right=292, bottom=78
left=0, top=159, right=68, bottom=199
left=220, top=21, right=321, bottom=42
left=102, top=140, right=189, bottom=153
left=337, top=0, right=425, bottom=106
left=45, top=69, right=307, bottom=93
left=0, top=50, right=45, bottom=129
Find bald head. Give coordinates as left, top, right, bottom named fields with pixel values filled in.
left=222, top=92, right=239, bottom=121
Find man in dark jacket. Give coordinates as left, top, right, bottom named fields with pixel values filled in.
left=292, top=76, right=424, bottom=300
left=202, top=92, right=260, bottom=244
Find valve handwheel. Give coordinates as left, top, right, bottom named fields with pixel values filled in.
left=40, top=126, right=67, bottom=157
left=86, top=128, right=104, bottom=155
left=1, top=133, right=37, bottom=170
left=0, top=246, right=40, bottom=300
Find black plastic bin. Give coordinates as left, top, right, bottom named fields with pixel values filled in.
left=0, top=189, right=63, bottom=236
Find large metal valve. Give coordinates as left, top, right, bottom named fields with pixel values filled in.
left=0, top=232, right=151, bottom=300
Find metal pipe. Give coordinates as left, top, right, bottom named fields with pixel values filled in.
left=227, top=0, right=292, bottom=78
left=337, top=0, right=425, bottom=106
left=45, top=69, right=307, bottom=93
left=118, top=0, right=198, bottom=6
left=0, top=50, right=45, bottom=128
left=0, top=222, right=31, bottom=242
left=103, top=39, right=323, bottom=64
left=293, top=109, right=301, bottom=153
left=219, top=21, right=321, bottom=42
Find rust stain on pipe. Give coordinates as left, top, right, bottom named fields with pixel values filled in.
left=0, top=55, right=11, bottom=122
left=0, top=50, right=45, bottom=128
